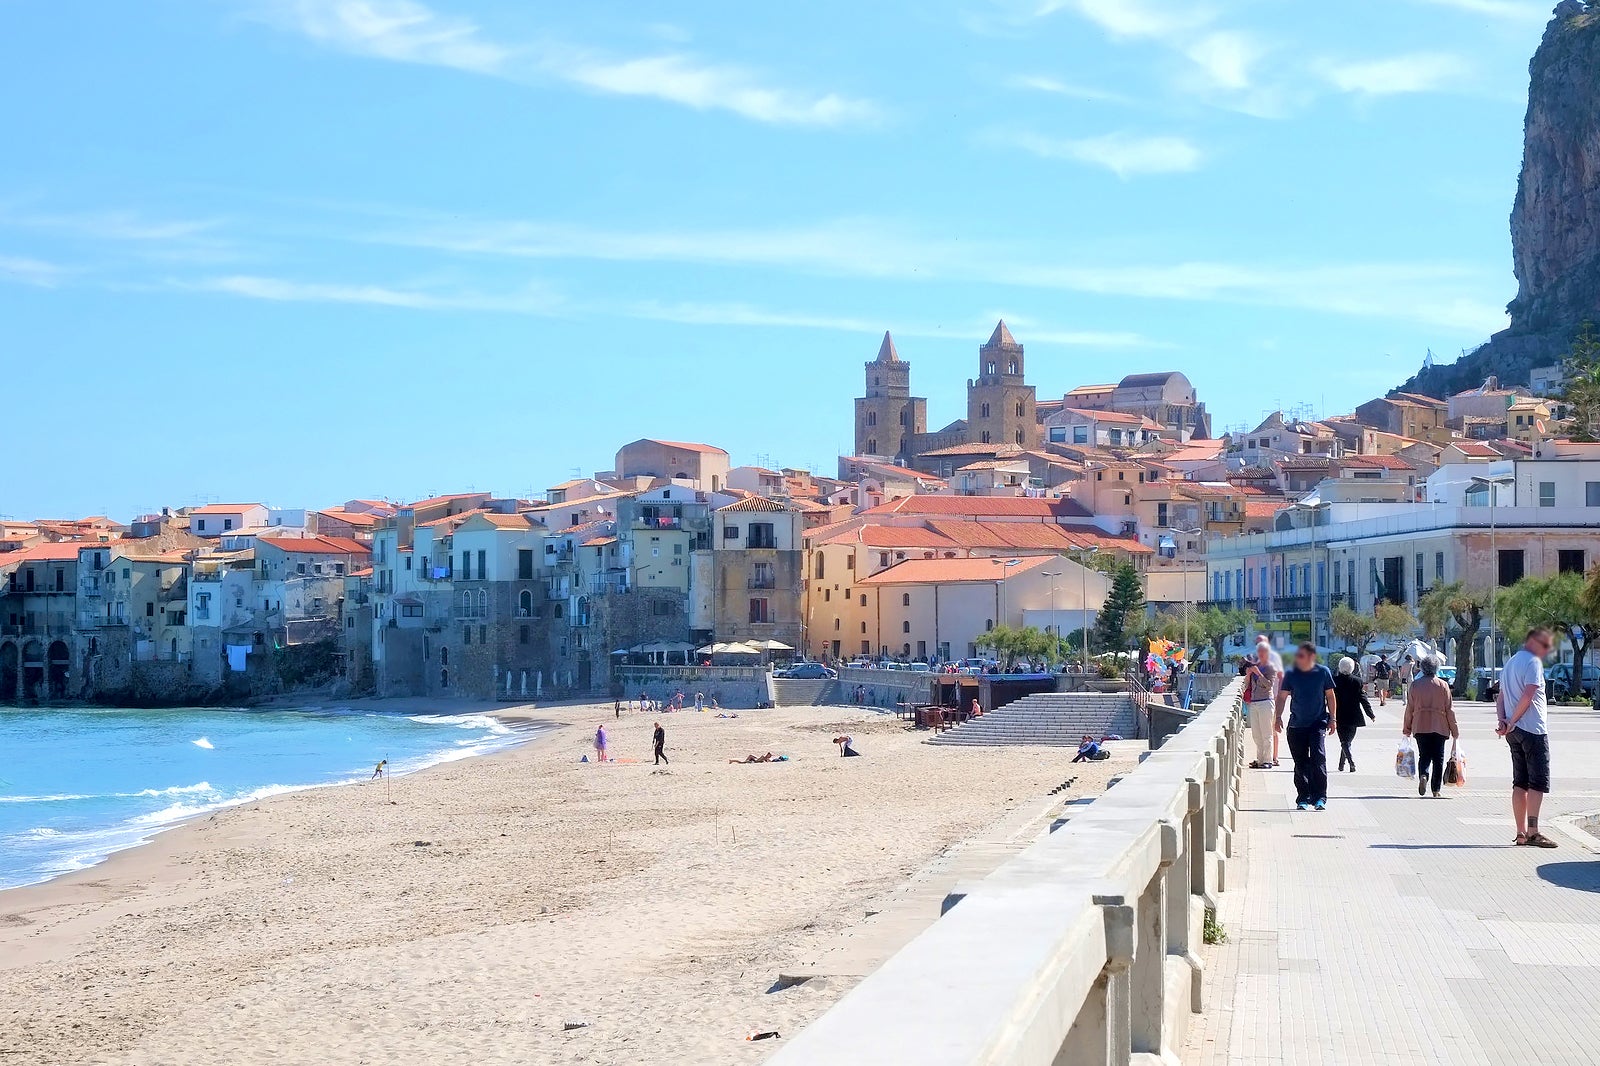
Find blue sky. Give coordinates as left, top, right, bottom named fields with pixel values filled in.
left=0, top=0, right=1559, bottom=518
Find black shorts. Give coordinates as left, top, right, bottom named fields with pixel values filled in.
left=1507, top=728, right=1551, bottom=794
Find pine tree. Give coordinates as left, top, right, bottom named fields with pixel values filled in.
left=1094, top=561, right=1146, bottom=653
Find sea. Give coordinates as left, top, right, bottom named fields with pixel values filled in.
left=0, top=705, right=545, bottom=890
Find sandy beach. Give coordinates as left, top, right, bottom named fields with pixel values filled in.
left=0, top=701, right=1135, bottom=1066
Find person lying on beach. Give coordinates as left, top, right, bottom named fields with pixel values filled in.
left=730, top=752, right=779, bottom=763
left=371, top=759, right=387, bottom=779
left=715, top=712, right=739, bottom=719
left=832, top=735, right=862, bottom=758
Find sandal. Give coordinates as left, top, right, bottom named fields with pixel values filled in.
left=1524, top=833, right=1560, bottom=849
left=1514, top=834, right=1527, bottom=846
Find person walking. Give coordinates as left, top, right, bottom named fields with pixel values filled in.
left=652, top=721, right=668, bottom=765
left=1275, top=643, right=1338, bottom=811
left=1244, top=639, right=1281, bottom=769
left=1332, top=658, right=1376, bottom=772
left=1498, top=627, right=1558, bottom=847
left=1372, top=655, right=1392, bottom=707
left=594, top=724, right=608, bottom=763
left=1402, top=658, right=1459, bottom=797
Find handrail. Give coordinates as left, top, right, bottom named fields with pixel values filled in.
left=768, top=679, right=1246, bottom=1066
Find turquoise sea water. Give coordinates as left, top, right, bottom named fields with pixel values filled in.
left=0, top=705, right=544, bottom=890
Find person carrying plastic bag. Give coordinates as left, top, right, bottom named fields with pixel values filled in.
left=1402, top=658, right=1460, bottom=798
left=1396, top=738, right=1417, bottom=780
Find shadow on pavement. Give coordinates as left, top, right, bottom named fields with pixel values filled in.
left=1538, top=862, right=1600, bottom=893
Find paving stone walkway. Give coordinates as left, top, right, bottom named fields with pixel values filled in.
left=1185, top=699, right=1600, bottom=1066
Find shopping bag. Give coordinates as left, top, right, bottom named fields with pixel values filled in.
left=1445, top=745, right=1467, bottom=787
left=1395, top=740, right=1417, bottom=779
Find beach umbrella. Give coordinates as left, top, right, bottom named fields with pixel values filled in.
left=749, top=639, right=793, bottom=651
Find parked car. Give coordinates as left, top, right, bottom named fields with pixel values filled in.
left=774, top=662, right=837, bottom=680
left=1547, top=663, right=1600, bottom=700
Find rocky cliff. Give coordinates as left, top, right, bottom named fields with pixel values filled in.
left=1399, top=1, right=1600, bottom=397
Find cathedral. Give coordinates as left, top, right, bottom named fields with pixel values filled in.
left=851, top=321, right=1210, bottom=469
left=853, top=321, right=1040, bottom=464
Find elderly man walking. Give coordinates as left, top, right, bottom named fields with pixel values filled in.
left=1498, top=627, right=1558, bottom=848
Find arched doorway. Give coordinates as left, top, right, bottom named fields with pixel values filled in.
left=0, top=643, right=18, bottom=703
left=47, top=641, right=70, bottom=700
left=21, top=640, right=44, bottom=701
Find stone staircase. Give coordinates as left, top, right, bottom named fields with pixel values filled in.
left=930, top=692, right=1139, bottom=747
left=770, top=677, right=836, bottom=707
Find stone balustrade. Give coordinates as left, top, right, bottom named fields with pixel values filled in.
left=767, top=679, right=1245, bottom=1066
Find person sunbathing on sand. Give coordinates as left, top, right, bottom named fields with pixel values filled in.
left=730, top=752, right=778, bottom=763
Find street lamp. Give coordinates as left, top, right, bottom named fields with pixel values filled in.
left=1070, top=546, right=1100, bottom=674
left=1471, top=473, right=1516, bottom=673
left=1041, top=569, right=1066, bottom=667
left=1290, top=500, right=1331, bottom=651
left=1168, top=526, right=1203, bottom=654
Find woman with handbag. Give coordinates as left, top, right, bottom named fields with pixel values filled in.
left=1402, top=659, right=1459, bottom=798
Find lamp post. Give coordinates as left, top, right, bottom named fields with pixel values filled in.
left=1168, top=526, right=1203, bottom=654
left=1471, top=473, right=1516, bottom=672
left=1042, top=569, right=1066, bottom=667
left=1290, top=500, right=1331, bottom=651
left=1073, top=547, right=1100, bottom=674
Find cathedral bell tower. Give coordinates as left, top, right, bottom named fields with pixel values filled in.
left=966, top=321, right=1038, bottom=448
left=853, top=332, right=927, bottom=459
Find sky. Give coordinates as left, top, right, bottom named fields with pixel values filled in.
left=0, top=0, right=1564, bottom=519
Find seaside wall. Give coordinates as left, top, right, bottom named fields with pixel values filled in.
left=613, top=666, right=770, bottom=708
left=833, top=667, right=930, bottom=709
left=768, top=679, right=1246, bottom=1066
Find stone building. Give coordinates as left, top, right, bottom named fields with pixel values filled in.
left=853, top=332, right=928, bottom=461
left=965, top=321, right=1039, bottom=450
left=1058, top=371, right=1211, bottom=441
left=711, top=497, right=805, bottom=650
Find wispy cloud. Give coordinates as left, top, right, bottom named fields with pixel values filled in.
left=366, top=213, right=1503, bottom=331
left=0, top=254, right=64, bottom=287
left=1185, top=31, right=1264, bottom=93
left=0, top=207, right=220, bottom=243
left=1320, top=53, right=1472, bottom=96
left=1036, top=0, right=1211, bottom=40
left=256, top=0, right=876, bottom=126
left=188, top=274, right=564, bottom=314
left=1007, top=74, right=1137, bottom=106
left=1408, top=0, right=1551, bottom=22
left=998, top=130, right=1203, bottom=177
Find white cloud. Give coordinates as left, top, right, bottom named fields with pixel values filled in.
left=1408, top=0, right=1550, bottom=22
left=1007, top=75, right=1136, bottom=106
left=0, top=254, right=63, bottom=287
left=1185, top=31, right=1264, bottom=92
left=1321, top=52, right=1472, bottom=96
left=190, top=274, right=564, bottom=314
left=257, top=0, right=875, bottom=126
left=367, top=213, right=1503, bottom=331
left=1001, top=130, right=1204, bottom=177
left=0, top=208, right=219, bottom=243
left=1038, top=0, right=1213, bottom=40
left=548, top=52, right=878, bottom=127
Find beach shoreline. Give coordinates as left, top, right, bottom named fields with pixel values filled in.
left=1, top=701, right=1135, bottom=1066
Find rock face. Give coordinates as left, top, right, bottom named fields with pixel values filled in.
left=1399, top=1, right=1600, bottom=397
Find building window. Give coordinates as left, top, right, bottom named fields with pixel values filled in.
left=980, top=431, right=991, bottom=444
left=1559, top=550, right=1586, bottom=575
left=867, top=411, right=877, bottom=427
left=518, top=550, right=534, bottom=579
left=902, top=620, right=911, bottom=634
left=404, top=556, right=412, bottom=571
left=981, top=403, right=991, bottom=419
left=724, top=524, right=740, bottom=540
left=747, top=523, right=776, bottom=549
left=859, top=594, right=867, bottom=607
left=1539, top=481, right=1556, bottom=507
left=867, top=439, right=878, bottom=454
left=824, top=588, right=831, bottom=602
left=1015, top=402, right=1024, bottom=418
left=902, top=592, right=911, bottom=607
left=749, top=598, right=770, bottom=624
left=1587, top=482, right=1600, bottom=507
left=1415, top=553, right=1424, bottom=596
left=1497, top=549, right=1525, bottom=588
left=816, top=555, right=826, bottom=580
left=464, top=626, right=472, bottom=645
left=751, top=562, right=775, bottom=589
left=479, top=624, right=486, bottom=644
left=1435, top=552, right=1445, bottom=580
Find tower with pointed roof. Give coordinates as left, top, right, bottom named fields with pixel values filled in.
left=854, top=331, right=927, bottom=460
left=966, top=320, right=1039, bottom=449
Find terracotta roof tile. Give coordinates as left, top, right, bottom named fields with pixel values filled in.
left=861, top=555, right=1057, bottom=585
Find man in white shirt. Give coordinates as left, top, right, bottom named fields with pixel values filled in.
left=1497, top=626, right=1557, bottom=848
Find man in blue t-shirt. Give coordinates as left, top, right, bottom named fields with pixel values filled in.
left=1275, top=643, right=1338, bottom=811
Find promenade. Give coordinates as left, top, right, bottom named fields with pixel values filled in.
left=1186, top=699, right=1600, bottom=1066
